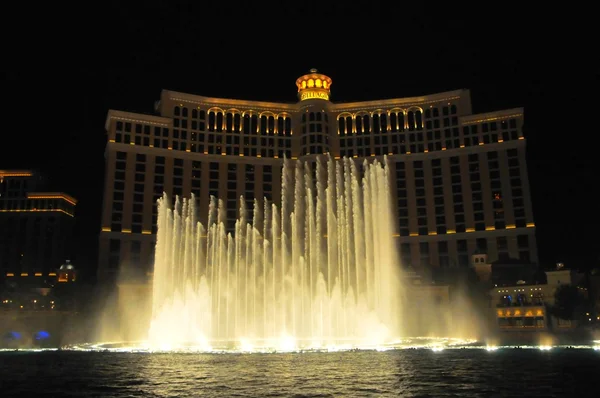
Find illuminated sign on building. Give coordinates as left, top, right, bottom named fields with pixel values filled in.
left=299, top=90, right=330, bottom=101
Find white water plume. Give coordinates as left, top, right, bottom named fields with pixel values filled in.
left=148, top=155, right=405, bottom=350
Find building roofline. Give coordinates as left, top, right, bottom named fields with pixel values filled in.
left=329, top=89, right=470, bottom=110
left=105, top=110, right=172, bottom=131
left=491, top=282, right=547, bottom=290
left=160, top=88, right=472, bottom=112
left=461, top=108, right=524, bottom=125
left=105, top=89, right=522, bottom=126
left=0, top=170, right=34, bottom=178
left=27, top=193, right=78, bottom=205
left=162, top=90, right=298, bottom=111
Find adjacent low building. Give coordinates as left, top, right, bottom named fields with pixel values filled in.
left=489, top=263, right=585, bottom=334
left=0, top=171, right=79, bottom=347
left=0, top=170, right=77, bottom=278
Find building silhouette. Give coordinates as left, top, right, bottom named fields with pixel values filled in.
left=0, top=170, right=77, bottom=278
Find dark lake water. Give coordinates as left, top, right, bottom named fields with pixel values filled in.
left=1, top=348, right=599, bottom=397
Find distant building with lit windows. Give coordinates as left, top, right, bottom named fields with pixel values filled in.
left=0, top=170, right=76, bottom=281
left=98, top=69, right=537, bottom=285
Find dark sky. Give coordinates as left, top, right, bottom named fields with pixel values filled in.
left=1, top=3, right=597, bottom=277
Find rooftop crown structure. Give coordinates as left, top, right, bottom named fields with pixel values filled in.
left=295, top=68, right=333, bottom=101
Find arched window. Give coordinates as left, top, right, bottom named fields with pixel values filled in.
left=415, top=110, right=423, bottom=130
left=208, top=112, right=215, bottom=132
left=226, top=113, right=233, bottom=132
left=216, top=112, right=223, bottom=132
left=285, top=117, right=291, bottom=135
left=234, top=114, right=241, bottom=132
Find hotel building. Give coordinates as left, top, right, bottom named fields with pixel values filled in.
left=0, top=170, right=77, bottom=279
left=98, top=69, right=537, bottom=285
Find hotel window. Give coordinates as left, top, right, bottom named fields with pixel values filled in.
left=131, top=124, right=141, bottom=145
left=191, top=161, right=202, bottom=199
left=396, top=162, right=408, bottom=236
left=407, top=109, right=423, bottom=131
left=192, top=109, right=206, bottom=131
left=121, top=122, right=131, bottom=144
left=506, top=149, right=525, bottom=227
left=242, top=114, right=257, bottom=135
left=467, top=154, right=484, bottom=231
left=263, top=165, right=273, bottom=202
left=431, top=158, right=446, bottom=234
left=114, top=121, right=124, bottom=143
left=170, top=158, right=183, bottom=198
left=277, top=116, right=289, bottom=135
left=487, top=151, right=504, bottom=230
left=208, top=162, right=219, bottom=199
left=131, top=155, right=146, bottom=233
left=457, top=239, right=469, bottom=267
left=112, top=153, right=127, bottom=232
left=151, top=156, right=165, bottom=233
left=497, top=236, right=508, bottom=258
left=355, top=114, right=369, bottom=135
left=244, top=164, right=255, bottom=222
left=476, top=237, right=487, bottom=252
left=413, top=161, right=427, bottom=236
left=449, top=156, right=465, bottom=233
left=225, top=163, right=237, bottom=233
left=391, top=111, right=404, bottom=133
left=467, top=125, right=478, bottom=147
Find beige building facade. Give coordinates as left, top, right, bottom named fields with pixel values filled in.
left=98, top=70, right=537, bottom=284
left=490, top=265, right=585, bottom=332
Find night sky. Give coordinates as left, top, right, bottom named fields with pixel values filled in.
left=1, top=3, right=596, bottom=280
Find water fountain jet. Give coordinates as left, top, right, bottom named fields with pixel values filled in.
left=147, top=155, right=405, bottom=351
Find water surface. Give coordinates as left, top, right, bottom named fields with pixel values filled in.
left=1, top=348, right=598, bottom=397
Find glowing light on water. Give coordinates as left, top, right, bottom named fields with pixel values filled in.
left=148, top=156, right=404, bottom=350
left=238, top=338, right=254, bottom=352
left=278, top=334, right=297, bottom=352
left=58, top=338, right=600, bottom=353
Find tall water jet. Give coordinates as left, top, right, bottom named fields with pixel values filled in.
left=148, top=155, right=405, bottom=350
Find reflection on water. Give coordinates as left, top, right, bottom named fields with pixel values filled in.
left=0, top=349, right=598, bottom=397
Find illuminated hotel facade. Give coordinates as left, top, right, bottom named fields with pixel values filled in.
left=98, top=69, right=537, bottom=284
left=0, top=170, right=77, bottom=278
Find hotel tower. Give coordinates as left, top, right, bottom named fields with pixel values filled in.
left=99, top=69, right=536, bottom=285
